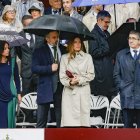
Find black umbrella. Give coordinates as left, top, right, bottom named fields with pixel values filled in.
left=108, top=22, right=140, bottom=57
left=0, top=31, right=29, bottom=47
left=24, top=15, right=94, bottom=40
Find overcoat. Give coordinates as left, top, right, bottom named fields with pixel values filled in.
left=114, top=48, right=140, bottom=109
left=32, top=44, right=65, bottom=104
left=89, top=24, right=115, bottom=97
left=59, top=51, right=95, bottom=126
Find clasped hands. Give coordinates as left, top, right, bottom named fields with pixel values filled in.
left=69, top=75, right=79, bottom=86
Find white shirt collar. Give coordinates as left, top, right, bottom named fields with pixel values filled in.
left=130, top=47, right=140, bottom=57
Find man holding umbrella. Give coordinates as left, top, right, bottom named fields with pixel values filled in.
left=32, top=31, right=66, bottom=128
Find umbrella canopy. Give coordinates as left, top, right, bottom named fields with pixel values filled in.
left=0, top=31, right=29, bottom=47
left=73, top=0, right=140, bottom=7
left=108, top=22, right=140, bottom=56
left=24, top=15, right=94, bottom=40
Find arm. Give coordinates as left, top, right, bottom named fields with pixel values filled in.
left=113, top=54, right=121, bottom=91
left=14, top=62, right=21, bottom=94
left=32, top=48, right=53, bottom=75
left=78, top=55, right=95, bottom=86
left=59, top=55, right=73, bottom=88
left=14, top=62, right=22, bottom=103
left=88, top=36, right=110, bottom=59
left=15, top=46, right=22, bottom=60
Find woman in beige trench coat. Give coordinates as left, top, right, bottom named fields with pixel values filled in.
left=59, top=37, right=95, bottom=127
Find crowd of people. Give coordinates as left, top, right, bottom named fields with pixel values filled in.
left=0, top=0, right=140, bottom=129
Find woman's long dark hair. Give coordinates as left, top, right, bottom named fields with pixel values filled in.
left=0, top=40, right=10, bottom=63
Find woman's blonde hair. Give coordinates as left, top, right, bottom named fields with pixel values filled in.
left=67, top=37, right=85, bottom=62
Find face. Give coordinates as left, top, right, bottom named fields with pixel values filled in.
left=22, top=18, right=33, bottom=27
left=49, top=0, right=61, bottom=10
left=2, top=43, right=10, bottom=57
left=31, top=10, right=41, bottom=19
left=128, top=34, right=140, bottom=49
left=46, top=31, right=59, bottom=46
left=5, top=10, right=16, bottom=20
left=73, top=37, right=82, bottom=52
left=62, top=0, right=73, bottom=12
left=98, top=17, right=111, bottom=31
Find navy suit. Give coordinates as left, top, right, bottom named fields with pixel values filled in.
left=44, top=7, right=62, bottom=15
left=32, top=43, right=66, bottom=127
left=114, top=48, right=140, bottom=128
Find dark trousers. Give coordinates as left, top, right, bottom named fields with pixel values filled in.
left=122, top=109, right=140, bottom=128
left=36, top=82, right=63, bottom=128
left=53, top=82, right=63, bottom=128
left=36, top=103, right=50, bottom=128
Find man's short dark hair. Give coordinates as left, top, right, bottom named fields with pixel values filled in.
left=97, top=10, right=111, bottom=20
left=129, top=30, right=140, bottom=39
left=22, top=15, right=33, bottom=23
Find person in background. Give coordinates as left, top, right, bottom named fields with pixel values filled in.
left=104, top=3, right=140, bottom=29
left=114, top=30, right=140, bottom=128
left=83, top=5, right=103, bottom=32
left=89, top=10, right=116, bottom=102
left=44, top=0, right=62, bottom=15
left=0, top=40, right=21, bottom=128
left=62, top=0, right=83, bottom=21
left=59, top=37, right=95, bottom=127
left=18, top=15, right=43, bottom=123
left=32, top=31, right=66, bottom=128
left=0, top=5, right=23, bottom=32
left=82, top=5, right=103, bottom=52
left=20, top=15, right=43, bottom=95
left=28, top=2, right=44, bottom=19
left=126, top=18, right=137, bottom=23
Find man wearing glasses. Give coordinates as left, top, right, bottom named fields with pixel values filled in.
left=114, top=30, right=140, bottom=128
left=88, top=10, right=116, bottom=121
left=89, top=10, right=115, bottom=101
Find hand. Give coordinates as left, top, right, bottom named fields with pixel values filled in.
left=70, top=76, right=79, bottom=86
left=18, top=94, right=22, bottom=104
left=52, top=63, right=58, bottom=72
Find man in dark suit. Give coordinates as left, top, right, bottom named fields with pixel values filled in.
left=44, top=0, right=62, bottom=15
left=32, top=31, right=66, bottom=128
left=114, top=30, right=140, bottom=128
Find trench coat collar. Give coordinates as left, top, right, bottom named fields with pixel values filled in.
left=75, top=50, right=85, bottom=57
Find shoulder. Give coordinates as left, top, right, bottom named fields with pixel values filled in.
left=116, top=48, right=129, bottom=60
left=83, top=52, right=92, bottom=59
left=72, top=10, right=83, bottom=21
left=44, top=7, right=52, bottom=15
left=34, top=44, right=47, bottom=53
left=117, top=48, right=129, bottom=56
left=61, top=53, right=69, bottom=59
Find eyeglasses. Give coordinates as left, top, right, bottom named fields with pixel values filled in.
left=6, top=10, right=15, bottom=14
left=128, top=37, right=140, bottom=41
left=101, top=19, right=111, bottom=24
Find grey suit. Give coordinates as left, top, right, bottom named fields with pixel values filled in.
left=19, top=31, right=44, bottom=94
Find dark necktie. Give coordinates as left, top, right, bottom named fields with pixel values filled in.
left=133, top=50, right=138, bottom=60
left=52, top=46, right=58, bottom=63
left=53, top=10, right=59, bottom=14
left=30, top=34, right=34, bottom=49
